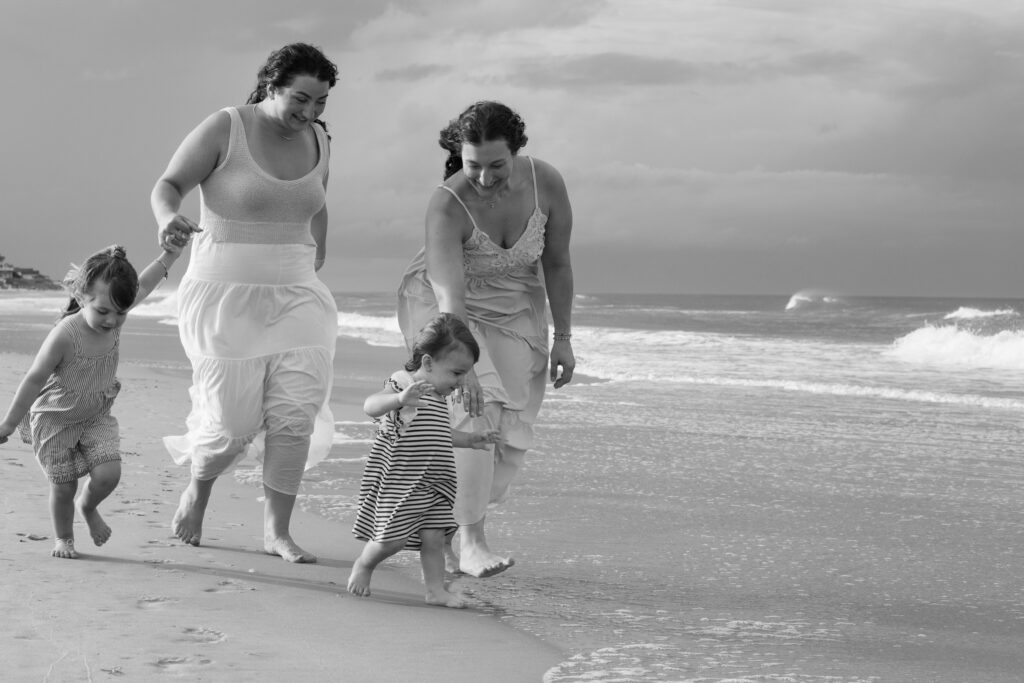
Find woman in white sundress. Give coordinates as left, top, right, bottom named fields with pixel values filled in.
left=397, top=101, right=576, bottom=578
left=151, top=43, right=338, bottom=563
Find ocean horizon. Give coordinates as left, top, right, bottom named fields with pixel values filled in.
left=2, top=288, right=1023, bottom=681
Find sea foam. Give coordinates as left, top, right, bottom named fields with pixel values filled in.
left=890, top=325, right=1024, bottom=370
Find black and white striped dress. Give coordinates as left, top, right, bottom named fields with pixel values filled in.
left=352, top=373, right=457, bottom=550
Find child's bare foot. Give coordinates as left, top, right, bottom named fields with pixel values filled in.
left=172, top=489, right=204, bottom=546
left=77, top=500, right=112, bottom=546
left=347, top=560, right=373, bottom=597
left=425, top=587, right=467, bottom=608
left=459, top=544, right=514, bottom=578
left=264, top=535, right=317, bottom=563
left=52, top=538, right=78, bottom=559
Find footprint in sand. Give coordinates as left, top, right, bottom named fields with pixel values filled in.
left=179, top=627, right=226, bottom=644
left=152, top=656, right=212, bottom=673
left=203, top=579, right=256, bottom=594
left=137, top=596, right=179, bottom=610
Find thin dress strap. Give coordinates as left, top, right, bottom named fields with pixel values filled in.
left=437, top=185, right=480, bottom=231
left=528, top=156, right=539, bottom=211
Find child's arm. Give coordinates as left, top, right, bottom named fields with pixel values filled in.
left=364, top=379, right=433, bottom=418
left=0, top=327, right=72, bottom=443
left=133, top=248, right=182, bottom=309
left=452, top=429, right=501, bottom=450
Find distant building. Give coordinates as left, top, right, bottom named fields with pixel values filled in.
left=0, top=255, right=60, bottom=290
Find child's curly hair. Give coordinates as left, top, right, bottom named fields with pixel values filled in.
left=60, top=245, right=139, bottom=319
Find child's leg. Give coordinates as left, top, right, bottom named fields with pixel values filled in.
left=50, top=480, right=78, bottom=559
left=347, top=538, right=406, bottom=597
left=77, top=460, right=120, bottom=546
left=420, top=529, right=466, bottom=608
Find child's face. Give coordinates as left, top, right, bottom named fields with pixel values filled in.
left=78, top=281, right=128, bottom=335
left=418, top=345, right=475, bottom=397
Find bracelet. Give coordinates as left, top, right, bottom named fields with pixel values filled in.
left=154, top=259, right=169, bottom=280
left=553, top=332, right=572, bottom=341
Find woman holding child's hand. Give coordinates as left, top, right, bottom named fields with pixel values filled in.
left=396, top=101, right=576, bottom=578
left=150, top=43, right=339, bottom=563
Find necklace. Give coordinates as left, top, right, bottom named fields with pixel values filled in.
left=256, top=104, right=295, bottom=141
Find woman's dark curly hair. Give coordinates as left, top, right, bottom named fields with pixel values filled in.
left=61, top=245, right=139, bottom=319
left=246, top=43, right=339, bottom=137
left=438, top=101, right=528, bottom=180
left=405, top=313, right=480, bottom=372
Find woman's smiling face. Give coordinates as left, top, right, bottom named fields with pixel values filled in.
left=460, top=138, right=514, bottom=194
left=269, top=74, right=330, bottom=131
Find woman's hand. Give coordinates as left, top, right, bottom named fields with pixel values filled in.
left=550, top=339, right=575, bottom=388
left=158, top=214, right=202, bottom=251
left=455, top=367, right=484, bottom=417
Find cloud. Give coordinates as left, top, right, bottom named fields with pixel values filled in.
left=506, top=49, right=863, bottom=90
left=376, top=64, right=454, bottom=82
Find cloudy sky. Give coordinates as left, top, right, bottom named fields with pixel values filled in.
left=2, top=0, right=1022, bottom=296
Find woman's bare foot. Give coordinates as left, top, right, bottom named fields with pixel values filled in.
left=76, top=498, right=111, bottom=546
left=347, top=559, right=373, bottom=597
left=425, top=587, right=467, bottom=608
left=459, top=544, right=514, bottom=578
left=264, top=535, right=317, bottom=563
left=444, top=542, right=461, bottom=574
left=172, top=489, right=205, bottom=546
left=52, top=538, right=78, bottom=559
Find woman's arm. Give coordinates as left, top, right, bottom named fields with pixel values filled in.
left=150, top=111, right=227, bottom=247
left=538, top=160, right=576, bottom=388
left=424, top=189, right=485, bottom=414
left=424, top=189, right=471, bottom=319
left=0, top=328, right=72, bottom=441
left=311, top=170, right=329, bottom=271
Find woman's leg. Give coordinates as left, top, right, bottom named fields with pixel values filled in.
left=50, top=480, right=78, bottom=559
left=347, top=538, right=406, bottom=597
left=170, top=356, right=265, bottom=547
left=420, top=529, right=466, bottom=608
left=260, top=350, right=331, bottom=563
left=77, top=459, right=120, bottom=546
left=451, top=403, right=516, bottom=577
left=172, top=476, right=217, bottom=546
left=263, top=481, right=315, bottom=563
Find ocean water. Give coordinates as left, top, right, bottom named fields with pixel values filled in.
left=3, top=289, right=1024, bottom=681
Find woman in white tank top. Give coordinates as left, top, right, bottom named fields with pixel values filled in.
left=150, top=43, right=338, bottom=564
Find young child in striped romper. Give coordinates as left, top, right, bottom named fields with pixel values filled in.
left=348, top=313, right=499, bottom=608
left=0, top=243, right=183, bottom=559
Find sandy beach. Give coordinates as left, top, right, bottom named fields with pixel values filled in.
left=0, top=352, right=562, bottom=682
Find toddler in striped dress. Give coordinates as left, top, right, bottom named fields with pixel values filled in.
left=348, top=313, right=499, bottom=608
left=0, top=244, right=183, bottom=559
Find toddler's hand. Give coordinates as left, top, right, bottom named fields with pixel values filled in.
left=467, top=429, right=501, bottom=450
left=398, top=380, right=434, bottom=408
left=0, top=424, right=13, bottom=445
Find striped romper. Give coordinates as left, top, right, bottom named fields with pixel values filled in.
left=26, top=314, right=122, bottom=484
left=352, top=372, right=458, bottom=551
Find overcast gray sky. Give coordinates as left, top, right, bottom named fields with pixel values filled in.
left=1, top=0, right=1022, bottom=296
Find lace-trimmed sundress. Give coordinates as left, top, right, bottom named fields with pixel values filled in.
left=25, top=314, right=122, bottom=484
left=164, top=106, right=338, bottom=492
left=397, top=157, right=549, bottom=454
left=352, top=373, right=458, bottom=550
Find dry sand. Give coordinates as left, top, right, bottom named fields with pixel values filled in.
left=0, top=353, right=562, bottom=681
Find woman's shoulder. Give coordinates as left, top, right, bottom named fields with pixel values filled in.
left=426, top=180, right=473, bottom=223
left=524, top=156, right=565, bottom=189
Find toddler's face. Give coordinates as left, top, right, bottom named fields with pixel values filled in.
left=78, top=281, right=128, bottom=335
left=421, top=346, right=475, bottom=397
